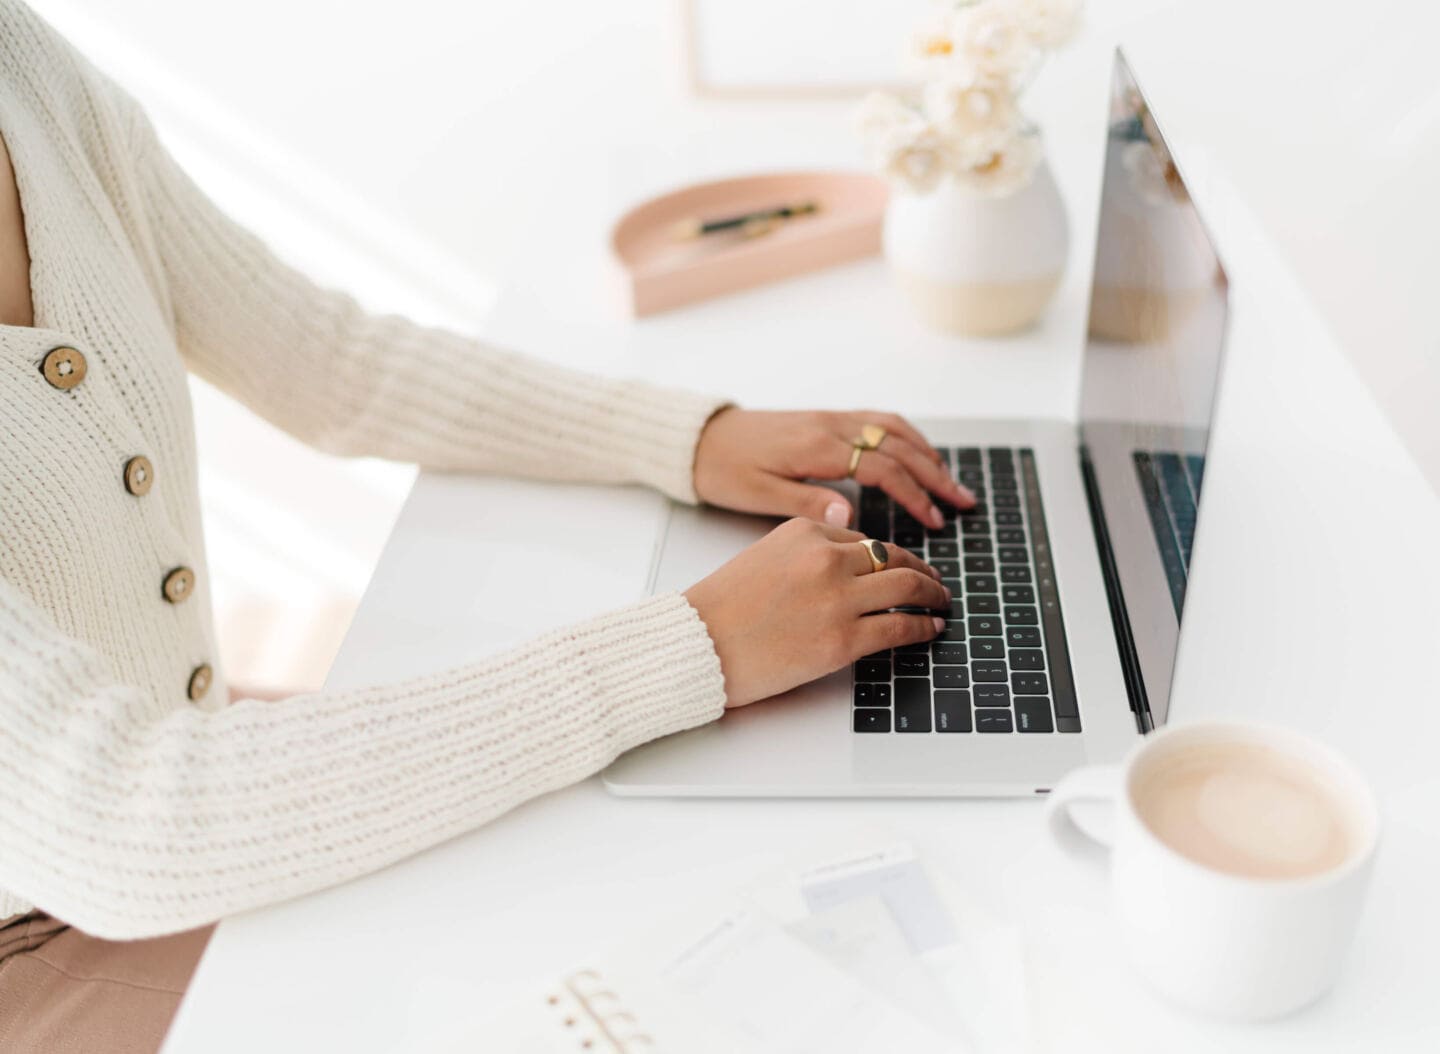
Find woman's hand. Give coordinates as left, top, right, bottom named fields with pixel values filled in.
left=683, top=518, right=950, bottom=708
left=693, top=408, right=976, bottom=531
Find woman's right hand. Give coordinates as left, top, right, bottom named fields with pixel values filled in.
left=683, top=517, right=950, bottom=708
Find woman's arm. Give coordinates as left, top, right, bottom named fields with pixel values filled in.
left=0, top=577, right=724, bottom=940
left=117, top=96, right=727, bottom=503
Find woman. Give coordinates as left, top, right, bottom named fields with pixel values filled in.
left=0, top=2, right=973, bottom=1049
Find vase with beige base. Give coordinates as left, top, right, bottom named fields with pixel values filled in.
left=856, top=0, right=1082, bottom=336
left=883, top=157, right=1068, bottom=336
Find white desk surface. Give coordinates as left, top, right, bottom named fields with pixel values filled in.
left=167, top=2, right=1440, bottom=1051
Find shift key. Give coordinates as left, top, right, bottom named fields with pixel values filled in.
left=894, top=678, right=933, bottom=733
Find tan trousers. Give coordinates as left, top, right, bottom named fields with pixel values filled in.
left=0, top=912, right=211, bottom=1053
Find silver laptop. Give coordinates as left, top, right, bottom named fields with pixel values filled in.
left=605, top=52, right=1229, bottom=797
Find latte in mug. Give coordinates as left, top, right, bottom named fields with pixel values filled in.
left=1130, top=741, right=1363, bottom=880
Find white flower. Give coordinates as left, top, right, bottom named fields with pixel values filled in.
left=1010, top=0, right=1083, bottom=49
left=905, top=8, right=962, bottom=80
left=856, top=92, right=960, bottom=194
left=951, top=3, right=1039, bottom=83
left=883, top=124, right=960, bottom=195
left=922, top=77, right=1020, bottom=146
left=954, top=128, right=1043, bottom=197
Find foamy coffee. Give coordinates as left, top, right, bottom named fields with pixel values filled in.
left=1131, top=742, right=1360, bottom=880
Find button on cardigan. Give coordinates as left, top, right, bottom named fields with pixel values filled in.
left=0, top=0, right=728, bottom=938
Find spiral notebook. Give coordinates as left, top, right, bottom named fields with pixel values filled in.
left=472, top=842, right=1025, bottom=1053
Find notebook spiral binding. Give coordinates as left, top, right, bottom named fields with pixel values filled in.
left=544, top=969, right=656, bottom=1052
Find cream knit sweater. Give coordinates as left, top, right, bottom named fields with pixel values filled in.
left=0, top=2, right=729, bottom=939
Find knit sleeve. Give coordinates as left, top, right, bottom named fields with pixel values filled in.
left=0, top=578, right=726, bottom=939
left=117, top=100, right=727, bottom=504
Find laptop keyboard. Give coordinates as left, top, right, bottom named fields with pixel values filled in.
left=852, top=447, right=1081, bottom=735
left=1132, top=451, right=1204, bottom=617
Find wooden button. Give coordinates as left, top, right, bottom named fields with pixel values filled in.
left=40, top=346, right=87, bottom=390
left=162, top=566, right=195, bottom=604
left=123, top=455, right=155, bottom=496
left=187, top=663, right=213, bottom=702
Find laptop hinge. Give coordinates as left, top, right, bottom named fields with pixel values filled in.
left=1079, top=447, right=1153, bottom=733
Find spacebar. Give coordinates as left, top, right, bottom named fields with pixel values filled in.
left=1020, top=451, right=1082, bottom=732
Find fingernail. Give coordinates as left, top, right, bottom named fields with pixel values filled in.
left=931, top=617, right=945, bottom=633
left=928, top=505, right=943, bottom=527
left=928, top=566, right=942, bottom=580
left=943, top=586, right=952, bottom=600
left=824, top=501, right=850, bottom=527
left=955, top=484, right=976, bottom=505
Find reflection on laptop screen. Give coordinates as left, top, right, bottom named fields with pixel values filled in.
left=1078, top=52, right=1229, bottom=728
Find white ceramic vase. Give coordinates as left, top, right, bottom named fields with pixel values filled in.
left=883, top=160, right=1069, bottom=337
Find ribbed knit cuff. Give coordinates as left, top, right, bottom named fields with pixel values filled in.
left=583, top=592, right=728, bottom=752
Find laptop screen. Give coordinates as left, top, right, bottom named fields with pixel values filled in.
left=1077, top=52, right=1230, bottom=728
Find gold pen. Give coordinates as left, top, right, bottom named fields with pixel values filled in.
left=671, top=200, right=820, bottom=241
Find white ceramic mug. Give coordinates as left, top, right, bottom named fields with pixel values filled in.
left=1045, top=720, right=1379, bottom=1021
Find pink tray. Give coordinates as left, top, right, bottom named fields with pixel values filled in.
left=610, top=171, right=888, bottom=317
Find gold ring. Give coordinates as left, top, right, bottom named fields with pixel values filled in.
left=859, top=424, right=888, bottom=450
left=847, top=443, right=865, bottom=478
left=858, top=539, right=888, bottom=574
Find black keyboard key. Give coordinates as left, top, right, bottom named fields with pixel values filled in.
left=854, top=709, right=891, bottom=732
left=938, top=620, right=966, bottom=642
left=968, top=615, right=1002, bottom=636
left=997, top=528, right=1026, bottom=545
left=991, top=475, right=1018, bottom=491
left=997, top=547, right=1028, bottom=564
left=976, top=710, right=1013, bottom=733
left=897, top=642, right=929, bottom=654
left=965, top=575, right=997, bottom=594
left=995, top=511, right=1022, bottom=525
left=959, top=503, right=988, bottom=517
left=970, top=638, right=1004, bottom=661
left=929, top=541, right=960, bottom=559
left=956, top=447, right=982, bottom=465
left=934, top=666, right=970, bottom=689
left=993, top=493, right=1020, bottom=509
left=974, top=684, right=1011, bottom=707
left=972, top=661, right=1007, bottom=682
left=934, top=691, right=972, bottom=732
left=1000, top=566, right=1031, bottom=583
left=988, top=446, right=1014, bottom=461
left=964, top=555, right=995, bottom=573
left=931, top=560, right=960, bottom=579
left=926, top=522, right=957, bottom=539
left=895, top=653, right=929, bottom=677
left=968, top=595, right=999, bottom=614
left=1009, top=649, right=1044, bottom=671
left=854, top=683, right=892, bottom=707
left=932, top=643, right=969, bottom=665
left=1002, top=585, right=1035, bottom=604
left=894, top=529, right=923, bottom=548
left=1004, top=606, right=1038, bottom=625
left=961, top=518, right=990, bottom=535
left=962, top=537, right=992, bottom=553
left=1015, top=698, right=1054, bottom=733
left=958, top=468, right=985, bottom=484
left=894, top=679, right=932, bottom=732
left=941, top=577, right=962, bottom=594
left=855, top=660, right=891, bottom=682
left=949, top=599, right=966, bottom=620
left=1012, top=672, right=1049, bottom=695
left=1007, top=626, right=1042, bottom=647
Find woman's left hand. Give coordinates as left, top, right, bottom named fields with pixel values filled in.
left=693, top=408, right=976, bottom=530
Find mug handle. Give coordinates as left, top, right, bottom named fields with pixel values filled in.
left=1045, top=764, right=1123, bottom=864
